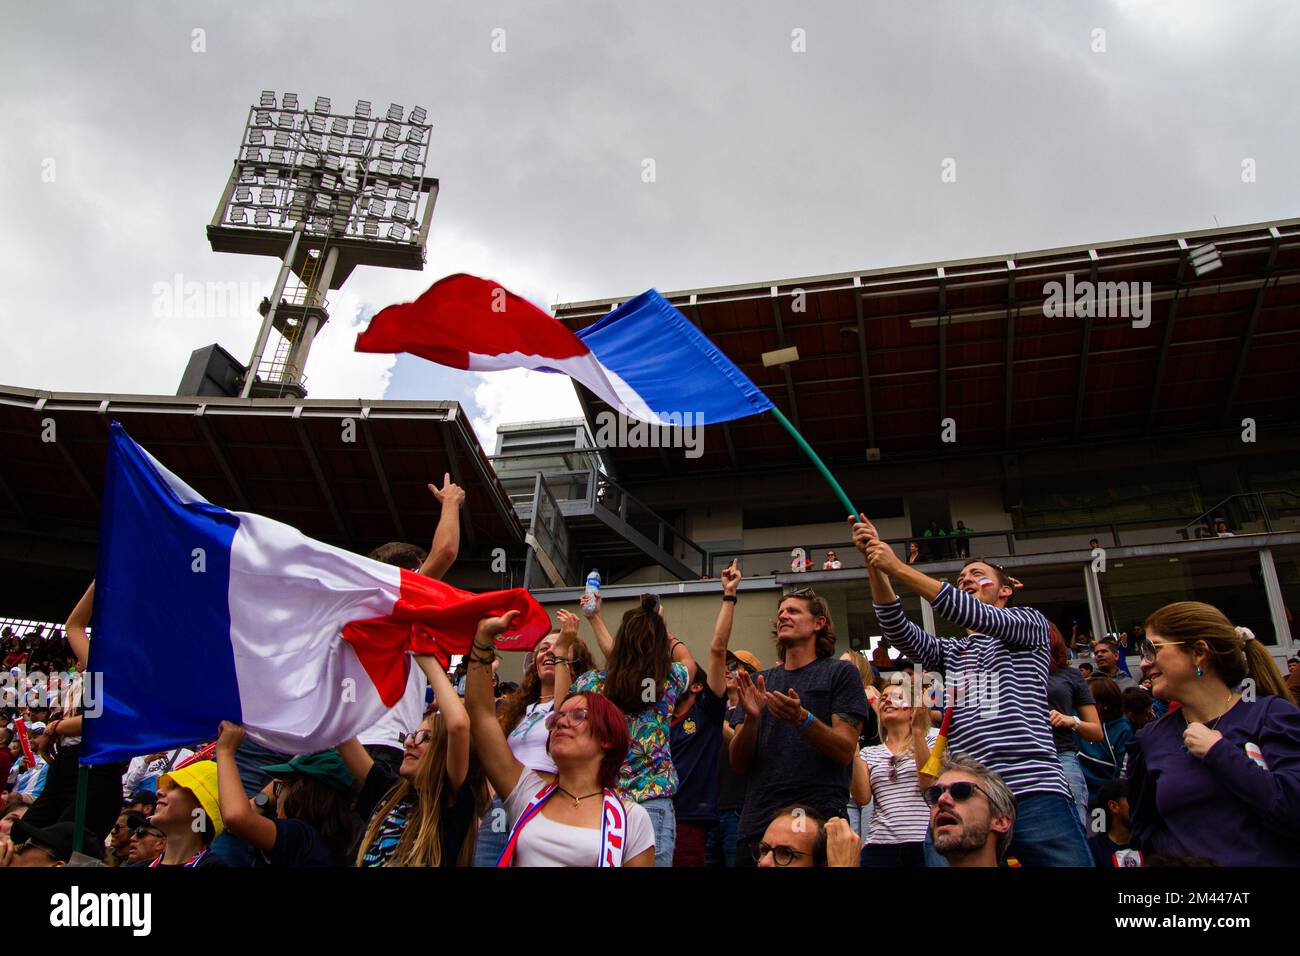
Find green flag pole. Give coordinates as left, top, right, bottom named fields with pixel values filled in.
left=72, top=763, right=88, bottom=855
left=768, top=405, right=860, bottom=519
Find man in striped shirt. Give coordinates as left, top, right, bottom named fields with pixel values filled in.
left=851, top=515, right=1092, bottom=867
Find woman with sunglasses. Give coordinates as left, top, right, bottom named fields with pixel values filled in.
left=465, top=610, right=655, bottom=866
left=472, top=613, right=596, bottom=865
left=1127, top=601, right=1300, bottom=865
left=567, top=593, right=694, bottom=865
left=852, top=677, right=938, bottom=866
left=338, top=653, right=487, bottom=867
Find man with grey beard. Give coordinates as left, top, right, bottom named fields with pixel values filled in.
left=924, top=755, right=1017, bottom=867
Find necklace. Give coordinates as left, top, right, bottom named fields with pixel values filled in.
left=555, top=785, right=602, bottom=808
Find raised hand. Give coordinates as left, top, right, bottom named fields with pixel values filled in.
left=428, top=473, right=466, bottom=510
left=865, top=538, right=904, bottom=576
left=850, top=513, right=879, bottom=555
left=824, top=816, right=863, bottom=868
left=554, top=608, right=580, bottom=651
left=721, top=558, right=741, bottom=595
left=215, top=720, right=246, bottom=755
left=476, top=609, right=521, bottom=644
left=765, top=685, right=805, bottom=725
left=735, top=669, right=765, bottom=720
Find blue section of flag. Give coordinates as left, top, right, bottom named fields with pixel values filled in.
left=576, top=289, right=774, bottom=425
left=81, top=423, right=244, bottom=764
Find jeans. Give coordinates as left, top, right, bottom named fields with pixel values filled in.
left=1058, top=752, right=1090, bottom=829
left=473, top=795, right=508, bottom=867
left=640, top=797, right=676, bottom=867
left=1008, top=793, right=1094, bottom=867
left=846, top=801, right=873, bottom=842
left=707, top=810, right=740, bottom=866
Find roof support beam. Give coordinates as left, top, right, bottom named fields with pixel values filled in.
left=1223, top=227, right=1282, bottom=423
left=936, top=267, right=948, bottom=425
left=769, top=287, right=802, bottom=430
left=359, top=410, right=408, bottom=543
left=1003, top=260, right=1017, bottom=444
left=292, top=411, right=352, bottom=549
left=1146, top=242, right=1189, bottom=433
left=852, top=276, right=877, bottom=450
left=692, top=300, right=738, bottom=468
left=195, top=410, right=250, bottom=511
left=1072, top=251, right=1099, bottom=441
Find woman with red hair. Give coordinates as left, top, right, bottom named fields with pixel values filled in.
left=465, top=611, right=655, bottom=866
left=1045, top=622, right=1103, bottom=826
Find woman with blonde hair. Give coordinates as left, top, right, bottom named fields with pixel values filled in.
left=840, top=650, right=880, bottom=840
left=851, top=672, right=936, bottom=866
left=339, top=654, right=487, bottom=867
left=1127, top=601, right=1300, bottom=865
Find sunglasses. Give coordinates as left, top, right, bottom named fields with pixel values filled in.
left=752, top=842, right=811, bottom=866
left=545, top=707, right=589, bottom=730
left=15, top=839, right=56, bottom=859
left=1139, top=639, right=1191, bottom=663
left=132, top=826, right=165, bottom=840
left=400, top=730, right=434, bottom=748
left=923, top=781, right=990, bottom=807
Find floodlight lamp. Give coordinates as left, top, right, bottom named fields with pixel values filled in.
left=374, top=159, right=392, bottom=176
left=247, top=129, right=266, bottom=146
left=386, top=103, right=403, bottom=122
left=362, top=220, right=379, bottom=238
left=242, top=147, right=264, bottom=163
left=255, top=110, right=273, bottom=127
left=381, top=124, right=399, bottom=142
left=378, top=142, right=396, bottom=161
left=397, top=182, right=415, bottom=202
left=274, top=130, right=291, bottom=148
left=392, top=200, right=412, bottom=220
left=397, top=162, right=416, bottom=180
left=308, top=115, right=326, bottom=134
left=387, top=224, right=407, bottom=240
left=328, top=135, right=345, bottom=153
left=401, top=145, right=422, bottom=162
left=352, top=119, right=371, bottom=137
left=254, top=209, right=272, bottom=226
left=276, top=113, right=295, bottom=129
left=234, top=186, right=253, bottom=204
left=368, top=197, right=386, bottom=216
left=282, top=93, right=299, bottom=110
left=314, top=96, right=331, bottom=114
left=268, top=149, right=285, bottom=165
left=355, top=99, right=372, bottom=118
left=405, top=126, right=427, bottom=144
left=229, top=207, right=247, bottom=224
left=259, top=91, right=276, bottom=108
left=329, top=118, right=348, bottom=136
left=409, top=105, right=428, bottom=124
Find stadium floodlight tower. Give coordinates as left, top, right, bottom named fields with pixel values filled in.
left=207, top=92, right=438, bottom=398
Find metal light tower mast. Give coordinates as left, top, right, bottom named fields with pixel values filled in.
left=207, top=92, right=439, bottom=398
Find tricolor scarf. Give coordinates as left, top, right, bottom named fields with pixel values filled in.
left=149, top=847, right=211, bottom=868
left=496, top=779, right=626, bottom=867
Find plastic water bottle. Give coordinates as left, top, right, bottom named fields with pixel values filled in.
left=581, top=569, right=601, bottom=617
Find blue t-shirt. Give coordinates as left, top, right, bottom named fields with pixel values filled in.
left=669, top=683, right=726, bottom=824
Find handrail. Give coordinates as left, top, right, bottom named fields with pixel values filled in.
left=1176, top=491, right=1300, bottom=539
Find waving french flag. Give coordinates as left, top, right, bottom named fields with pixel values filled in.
left=355, top=274, right=774, bottom=425
left=81, top=423, right=550, bottom=764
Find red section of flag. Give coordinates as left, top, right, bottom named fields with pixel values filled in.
left=341, top=571, right=552, bottom=706
left=354, top=273, right=589, bottom=367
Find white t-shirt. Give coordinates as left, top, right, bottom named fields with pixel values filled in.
left=507, top=700, right=557, bottom=774
left=357, top=665, right=430, bottom=750
left=502, top=769, right=654, bottom=867
left=862, top=729, right=940, bottom=845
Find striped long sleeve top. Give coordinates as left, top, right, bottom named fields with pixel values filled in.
left=873, top=582, right=1069, bottom=800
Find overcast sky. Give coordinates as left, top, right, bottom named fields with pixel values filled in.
left=3, top=0, right=1297, bottom=451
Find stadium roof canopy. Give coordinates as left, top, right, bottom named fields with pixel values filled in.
left=554, top=217, right=1300, bottom=478
left=0, top=387, right=522, bottom=619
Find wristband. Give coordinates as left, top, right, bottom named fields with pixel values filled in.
left=722, top=594, right=738, bottom=604
left=798, top=710, right=815, bottom=732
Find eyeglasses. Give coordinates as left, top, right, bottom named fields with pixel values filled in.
left=752, top=842, right=811, bottom=866
left=545, top=707, right=588, bottom=730
left=923, top=781, right=990, bottom=807
left=400, top=730, right=434, bottom=748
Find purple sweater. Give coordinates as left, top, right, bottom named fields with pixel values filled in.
left=1127, top=694, right=1300, bottom=865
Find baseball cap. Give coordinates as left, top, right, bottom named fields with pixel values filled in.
left=260, top=748, right=355, bottom=794
left=159, top=760, right=224, bottom=837
left=124, top=788, right=157, bottom=810
left=10, top=819, right=102, bottom=864
left=726, top=650, right=761, bottom=672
